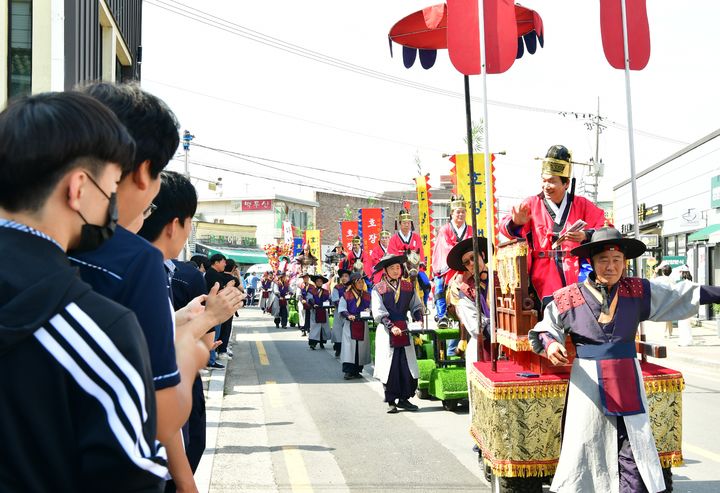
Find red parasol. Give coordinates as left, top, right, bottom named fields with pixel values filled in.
left=388, top=2, right=544, bottom=72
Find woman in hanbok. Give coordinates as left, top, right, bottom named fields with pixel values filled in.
left=270, top=272, right=291, bottom=329
left=296, top=272, right=312, bottom=336
left=339, top=272, right=372, bottom=379
left=372, top=253, right=424, bottom=414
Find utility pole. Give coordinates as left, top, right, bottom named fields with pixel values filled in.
left=182, top=130, right=194, bottom=177
left=582, top=98, right=605, bottom=203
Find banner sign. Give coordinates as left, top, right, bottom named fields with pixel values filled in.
left=305, top=230, right=321, bottom=261
left=359, top=208, right=383, bottom=257
left=451, top=153, right=497, bottom=243
left=282, top=220, right=294, bottom=244
left=415, top=175, right=434, bottom=274
left=292, top=238, right=303, bottom=257
left=340, top=221, right=359, bottom=252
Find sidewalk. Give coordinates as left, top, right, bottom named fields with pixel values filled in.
left=643, top=319, right=720, bottom=370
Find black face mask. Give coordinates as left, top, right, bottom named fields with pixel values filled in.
left=69, top=174, right=119, bottom=254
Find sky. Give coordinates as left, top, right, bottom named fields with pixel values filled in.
left=141, top=0, right=720, bottom=214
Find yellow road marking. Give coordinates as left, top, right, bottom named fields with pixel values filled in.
left=282, top=446, right=313, bottom=493
left=684, top=443, right=720, bottom=464
left=256, top=340, right=269, bottom=365
left=265, top=380, right=282, bottom=408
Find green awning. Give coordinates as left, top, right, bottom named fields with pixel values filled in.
left=687, top=224, right=720, bottom=242
left=196, top=243, right=267, bottom=264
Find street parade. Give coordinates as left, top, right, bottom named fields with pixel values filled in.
left=1, top=1, right=720, bottom=493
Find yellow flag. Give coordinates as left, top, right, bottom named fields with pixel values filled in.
left=305, top=230, right=321, bottom=261
left=415, top=176, right=433, bottom=271
left=453, top=154, right=496, bottom=241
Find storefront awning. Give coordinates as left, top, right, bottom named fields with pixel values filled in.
left=687, top=224, right=720, bottom=242
left=195, top=243, right=267, bottom=264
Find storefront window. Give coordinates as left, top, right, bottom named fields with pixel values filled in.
left=677, top=234, right=687, bottom=257
left=665, top=236, right=676, bottom=256
left=8, top=0, right=32, bottom=99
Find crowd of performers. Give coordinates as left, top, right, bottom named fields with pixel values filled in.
left=253, top=144, right=720, bottom=492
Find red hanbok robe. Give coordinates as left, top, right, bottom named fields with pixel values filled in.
left=431, top=222, right=473, bottom=280
left=498, top=193, right=606, bottom=302
left=387, top=231, right=425, bottom=262
left=341, top=247, right=374, bottom=279
left=370, top=243, right=387, bottom=285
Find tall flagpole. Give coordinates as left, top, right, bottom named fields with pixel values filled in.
left=620, top=0, right=645, bottom=359
left=477, top=0, right=498, bottom=372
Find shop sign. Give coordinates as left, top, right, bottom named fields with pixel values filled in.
left=621, top=223, right=634, bottom=235
left=639, top=234, right=659, bottom=248
left=242, top=199, right=272, bottom=211
left=712, top=175, right=720, bottom=208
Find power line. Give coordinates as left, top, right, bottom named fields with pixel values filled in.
left=191, top=142, right=414, bottom=186
left=146, top=0, right=689, bottom=147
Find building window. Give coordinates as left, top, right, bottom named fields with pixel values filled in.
left=8, top=0, right=32, bottom=99
left=665, top=235, right=676, bottom=257
left=289, top=209, right=308, bottom=231
left=433, top=203, right=450, bottom=231
left=677, top=234, right=687, bottom=257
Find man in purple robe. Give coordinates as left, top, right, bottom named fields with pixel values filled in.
left=529, top=227, right=720, bottom=493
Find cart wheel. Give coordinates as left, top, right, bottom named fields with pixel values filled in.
left=490, top=474, right=543, bottom=493
left=416, top=388, right=430, bottom=399
left=661, top=467, right=673, bottom=492
left=442, top=399, right=459, bottom=411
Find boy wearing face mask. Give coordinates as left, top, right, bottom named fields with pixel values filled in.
left=0, top=92, right=167, bottom=490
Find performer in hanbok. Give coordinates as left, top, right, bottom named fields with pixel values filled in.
left=431, top=195, right=473, bottom=329
left=324, top=240, right=346, bottom=278
left=499, top=145, right=606, bottom=308
left=370, top=230, right=391, bottom=285
left=529, top=227, right=720, bottom=493
left=259, top=271, right=273, bottom=313
left=339, top=272, right=372, bottom=380
left=341, top=235, right=373, bottom=278
left=270, top=271, right=291, bottom=329
left=388, top=209, right=424, bottom=262
left=306, top=274, right=331, bottom=350
left=445, top=238, right=491, bottom=382
left=330, top=269, right=351, bottom=357
left=296, top=272, right=312, bottom=336
left=372, top=254, right=424, bottom=414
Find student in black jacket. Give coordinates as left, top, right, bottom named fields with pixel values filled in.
left=0, top=92, right=167, bottom=491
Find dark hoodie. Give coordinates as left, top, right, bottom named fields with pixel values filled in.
left=0, top=225, right=166, bottom=492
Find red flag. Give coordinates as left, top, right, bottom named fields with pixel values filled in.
left=340, top=221, right=358, bottom=252
left=360, top=208, right=383, bottom=257
left=447, top=0, right=518, bottom=75
left=600, top=0, right=650, bottom=70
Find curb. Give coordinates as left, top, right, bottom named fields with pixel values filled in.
left=194, top=367, right=227, bottom=493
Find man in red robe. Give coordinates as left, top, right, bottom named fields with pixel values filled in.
left=431, top=196, right=473, bottom=328
left=387, top=209, right=425, bottom=262
left=498, top=145, right=607, bottom=308
left=341, top=235, right=374, bottom=279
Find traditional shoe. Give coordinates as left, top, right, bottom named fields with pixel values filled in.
left=387, top=404, right=399, bottom=414
left=397, top=399, right=419, bottom=411
left=343, top=373, right=353, bottom=380
left=334, top=350, right=341, bottom=358
left=319, top=343, right=325, bottom=349
left=437, top=317, right=449, bottom=329
left=309, top=345, right=316, bottom=350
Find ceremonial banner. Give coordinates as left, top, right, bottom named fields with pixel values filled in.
left=359, top=208, right=383, bottom=257
left=451, top=153, right=497, bottom=243
left=292, top=237, right=303, bottom=257
left=282, top=220, right=294, bottom=244
left=340, top=221, right=359, bottom=252
left=305, top=230, right=321, bottom=261
left=415, top=175, right=434, bottom=275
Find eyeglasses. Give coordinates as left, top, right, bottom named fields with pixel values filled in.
left=143, top=203, right=157, bottom=219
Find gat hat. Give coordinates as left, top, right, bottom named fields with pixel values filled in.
left=337, top=268, right=352, bottom=278
left=374, top=253, right=407, bottom=273
left=346, top=271, right=367, bottom=285
left=380, top=229, right=392, bottom=239
left=450, top=195, right=467, bottom=211
left=447, top=237, right=488, bottom=272
left=570, top=227, right=646, bottom=260
left=311, top=274, right=329, bottom=284
left=541, top=145, right=573, bottom=178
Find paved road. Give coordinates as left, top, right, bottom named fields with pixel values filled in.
left=208, top=308, right=487, bottom=492
left=204, top=311, right=720, bottom=492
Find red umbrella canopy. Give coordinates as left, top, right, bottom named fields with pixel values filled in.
left=388, top=2, right=544, bottom=72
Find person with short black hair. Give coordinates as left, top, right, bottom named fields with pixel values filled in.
left=68, top=83, right=223, bottom=489
left=190, top=254, right=210, bottom=273
left=138, top=171, right=241, bottom=491
left=0, top=91, right=167, bottom=490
